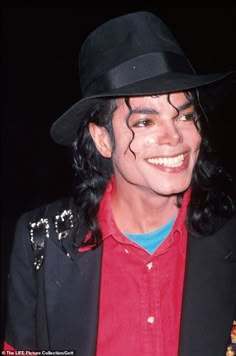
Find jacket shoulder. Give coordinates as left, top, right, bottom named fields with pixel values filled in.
left=13, top=197, right=78, bottom=265
left=219, top=213, right=236, bottom=237
left=213, top=213, right=236, bottom=262
left=23, top=196, right=76, bottom=222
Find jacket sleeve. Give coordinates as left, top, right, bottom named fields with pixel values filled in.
left=5, top=211, right=37, bottom=350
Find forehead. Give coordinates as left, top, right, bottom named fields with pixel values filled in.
left=116, top=92, right=193, bottom=113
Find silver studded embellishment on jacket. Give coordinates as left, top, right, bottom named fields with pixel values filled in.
left=28, top=218, right=50, bottom=271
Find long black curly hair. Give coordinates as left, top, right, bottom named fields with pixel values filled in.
left=72, top=91, right=235, bottom=248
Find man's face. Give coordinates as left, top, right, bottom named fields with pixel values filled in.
left=91, top=92, right=202, bottom=197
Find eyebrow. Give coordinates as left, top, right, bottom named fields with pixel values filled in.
left=132, top=108, right=159, bottom=115
left=177, top=101, right=193, bottom=111
left=131, top=101, right=193, bottom=115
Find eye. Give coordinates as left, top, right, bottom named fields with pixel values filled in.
left=178, top=112, right=196, bottom=122
left=132, top=119, right=154, bottom=128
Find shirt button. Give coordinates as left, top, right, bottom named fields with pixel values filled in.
left=147, top=316, right=155, bottom=324
left=146, top=262, right=153, bottom=270
left=124, top=248, right=129, bottom=254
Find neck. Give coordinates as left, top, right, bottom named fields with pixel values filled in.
left=111, top=180, right=179, bottom=234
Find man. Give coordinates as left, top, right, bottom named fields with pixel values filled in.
left=4, top=10, right=236, bottom=356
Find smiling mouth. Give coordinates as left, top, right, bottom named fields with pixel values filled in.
left=147, top=154, right=185, bottom=168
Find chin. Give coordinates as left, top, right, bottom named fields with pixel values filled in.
left=158, top=183, right=191, bottom=196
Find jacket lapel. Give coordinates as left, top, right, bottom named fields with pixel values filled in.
left=44, top=237, right=102, bottom=355
left=179, top=229, right=235, bottom=356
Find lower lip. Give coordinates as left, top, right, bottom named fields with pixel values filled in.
left=147, top=154, right=190, bottom=173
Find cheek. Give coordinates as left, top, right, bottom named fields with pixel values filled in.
left=194, top=132, right=202, bottom=151
left=144, top=135, right=157, bottom=147
left=129, top=133, right=157, bottom=152
left=190, top=133, right=202, bottom=162
left=184, top=126, right=201, bottom=150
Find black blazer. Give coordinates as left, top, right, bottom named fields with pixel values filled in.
left=5, top=199, right=236, bottom=356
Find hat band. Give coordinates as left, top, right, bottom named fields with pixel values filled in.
left=84, top=52, right=195, bottom=95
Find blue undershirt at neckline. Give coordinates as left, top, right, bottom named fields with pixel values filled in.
left=123, top=216, right=176, bottom=254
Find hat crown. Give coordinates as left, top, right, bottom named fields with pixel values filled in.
left=79, top=11, right=185, bottom=95
left=50, top=10, right=229, bottom=146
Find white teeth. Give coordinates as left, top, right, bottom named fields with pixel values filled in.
left=147, top=154, right=184, bottom=167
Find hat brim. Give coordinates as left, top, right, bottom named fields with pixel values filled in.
left=50, top=71, right=231, bottom=146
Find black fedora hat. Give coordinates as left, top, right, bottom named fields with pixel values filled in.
left=50, top=11, right=231, bottom=146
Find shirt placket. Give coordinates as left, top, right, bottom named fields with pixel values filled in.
left=140, top=256, right=163, bottom=356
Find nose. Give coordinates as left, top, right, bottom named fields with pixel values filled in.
left=156, top=120, right=182, bottom=146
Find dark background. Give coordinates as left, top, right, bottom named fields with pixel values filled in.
left=1, top=6, right=236, bottom=349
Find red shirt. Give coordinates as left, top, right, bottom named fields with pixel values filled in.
left=96, top=177, right=190, bottom=356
